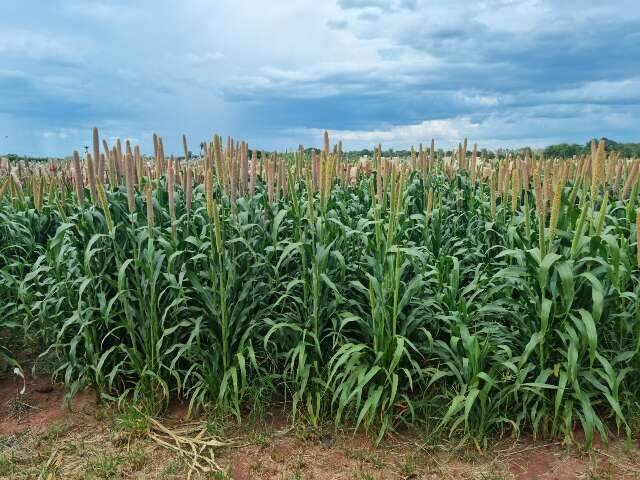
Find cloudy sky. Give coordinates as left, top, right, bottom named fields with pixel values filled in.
left=1, top=0, right=639, bottom=156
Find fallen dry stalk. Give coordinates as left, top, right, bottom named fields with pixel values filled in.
left=143, top=413, right=235, bottom=479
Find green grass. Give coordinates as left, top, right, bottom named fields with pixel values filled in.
left=345, top=449, right=385, bottom=468
left=208, top=470, right=232, bottom=479
left=87, top=451, right=122, bottom=479
left=113, top=406, right=149, bottom=436
left=0, top=454, right=15, bottom=477
left=162, top=457, right=186, bottom=477
left=40, top=422, right=71, bottom=442
left=357, top=474, right=376, bottom=480
left=400, top=456, right=418, bottom=478
left=125, top=445, right=146, bottom=471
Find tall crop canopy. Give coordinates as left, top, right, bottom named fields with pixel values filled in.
left=1, top=132, right=639, bottom=449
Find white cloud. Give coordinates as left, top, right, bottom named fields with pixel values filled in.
left=42, top=128, right=79, bottom=140
left=515, top=78, right=640, bottom=105
left=454, top=93, right=499, bottom=107
left=186, top=51, right=225, bottom=64
left=2, top=0, right=640, bottom=156
left=0, top=29, right=84, bottom=63
left=327, top=19, right=349, bottom=29
left=306, top=117, right=481, bottom=148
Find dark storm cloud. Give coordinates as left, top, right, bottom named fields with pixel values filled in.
left=1, top=0, right=639, bottom=154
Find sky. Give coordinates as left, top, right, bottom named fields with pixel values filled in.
left=1, top=0, right=639, bottom=156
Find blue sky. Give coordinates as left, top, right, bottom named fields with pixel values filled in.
left=1, top=0, right=639, bottom=156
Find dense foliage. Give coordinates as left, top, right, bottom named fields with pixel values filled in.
left=1, top=133, right=639, bottom=450
left=544, top=138, right=640, bottom=159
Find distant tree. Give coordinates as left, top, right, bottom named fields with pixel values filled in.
left=5, top=153, right=50, bottom=162
left=544, top=143, right=584, bottom=158
left=541, top=139, right=640, bottom=158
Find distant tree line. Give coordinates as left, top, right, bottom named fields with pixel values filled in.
left=543, top=138, right=640, bottom=158
left=3, top=153, right=52, bottom=163
left=5, top=138, right=639, bottom=163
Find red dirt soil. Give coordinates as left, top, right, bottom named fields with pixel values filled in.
left=0, top=373, right=97, bottom=437
left=2, top=373, right=640, bottom=479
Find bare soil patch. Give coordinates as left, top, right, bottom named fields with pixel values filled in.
left=1, top=373, right=639, bottom=479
